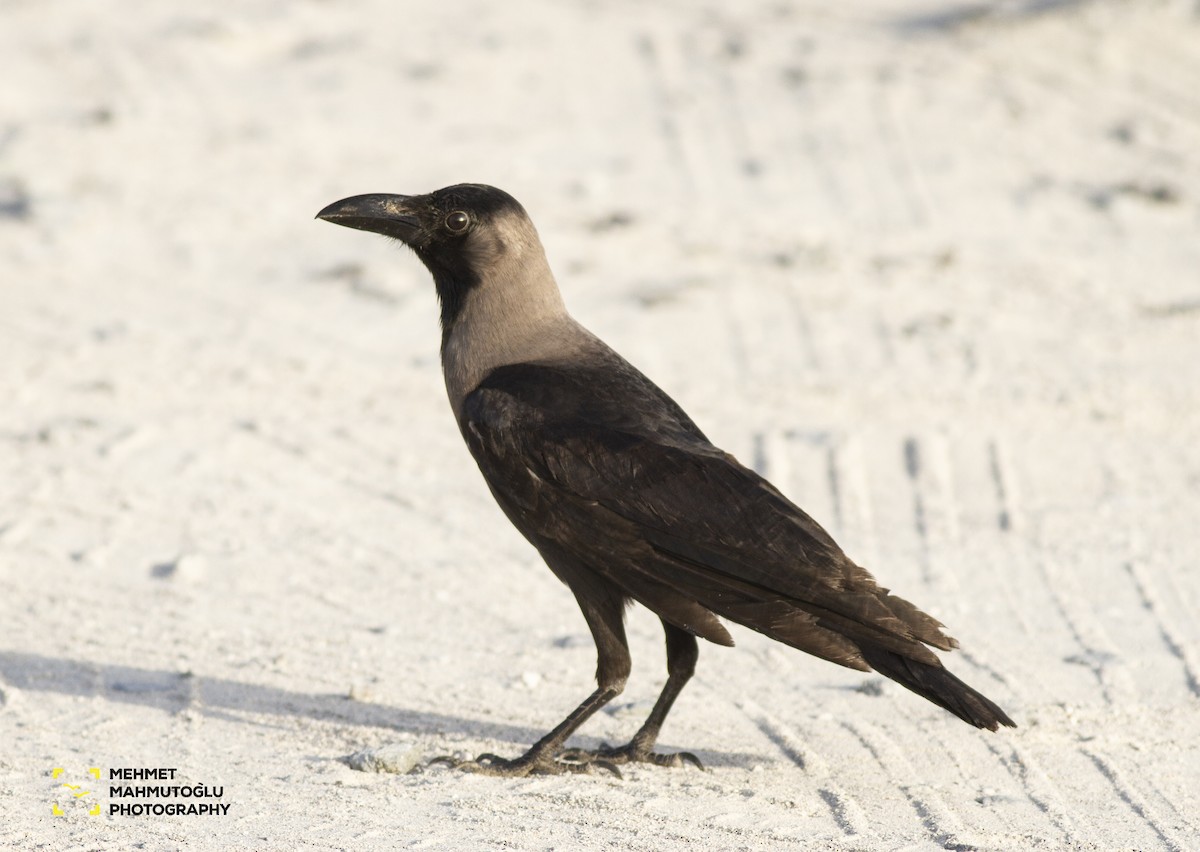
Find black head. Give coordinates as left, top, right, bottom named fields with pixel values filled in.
left=317, top=184, right=535, bottom=328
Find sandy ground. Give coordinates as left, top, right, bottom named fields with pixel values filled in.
left=3, top=0, right=1200, bottom=849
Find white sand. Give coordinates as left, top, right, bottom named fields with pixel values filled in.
left=2, top=1, right=1199, bottom=849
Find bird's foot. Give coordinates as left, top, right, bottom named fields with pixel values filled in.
left=560, top=741, right=704, bottom=772
left=426, top=749, right=621, bottom=778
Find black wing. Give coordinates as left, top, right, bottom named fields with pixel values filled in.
left=459, top=360, right=956, bottom=671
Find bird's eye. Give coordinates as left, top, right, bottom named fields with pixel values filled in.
left=445, top=211, right=470, bottom=233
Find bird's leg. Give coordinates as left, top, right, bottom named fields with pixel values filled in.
left=455, top=685, right=621, bottom=777
left=432, top=589, right=630, bottom=777
left=564, top=621, right=704, bottom=770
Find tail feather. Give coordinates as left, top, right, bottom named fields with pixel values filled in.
left=859, top=644, right=1016, bottom=731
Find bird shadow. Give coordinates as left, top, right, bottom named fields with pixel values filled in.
left=0, top=650, right=768, bottom=771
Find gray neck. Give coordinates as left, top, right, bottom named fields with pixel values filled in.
left=440, top=249, right=597, bottom=417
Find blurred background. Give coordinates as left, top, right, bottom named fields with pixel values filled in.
left=2, top=1, right=1198, bottom=849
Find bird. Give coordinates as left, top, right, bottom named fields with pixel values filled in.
left=316, top=184, right=1015, bottom=776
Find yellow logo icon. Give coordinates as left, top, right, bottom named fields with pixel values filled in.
left=50, top=767, right=101, bottom=816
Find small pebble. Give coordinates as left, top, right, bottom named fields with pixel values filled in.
left=344, top=742, right=423, bottom=774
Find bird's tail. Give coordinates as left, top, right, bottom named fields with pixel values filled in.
left=858, top=644, right=1016, bottom=731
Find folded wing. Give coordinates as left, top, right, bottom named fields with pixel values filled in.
left=459, top=360, right=957, bottom=672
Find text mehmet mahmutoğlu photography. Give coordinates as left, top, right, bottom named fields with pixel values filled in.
left=108, top=767, right=230, bottom=816
left=53, top=767, right=232, bottom=817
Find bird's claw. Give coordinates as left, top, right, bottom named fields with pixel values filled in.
left=425, top=750, right=620, bottom=778
left=425, top=738, right=702, bottom=777
left=424, top=755, right=458, bottom=770
left=560, top=743, right=704, bottom=772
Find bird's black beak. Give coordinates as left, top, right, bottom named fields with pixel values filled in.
left=316, top=193, right=422, bottom=244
